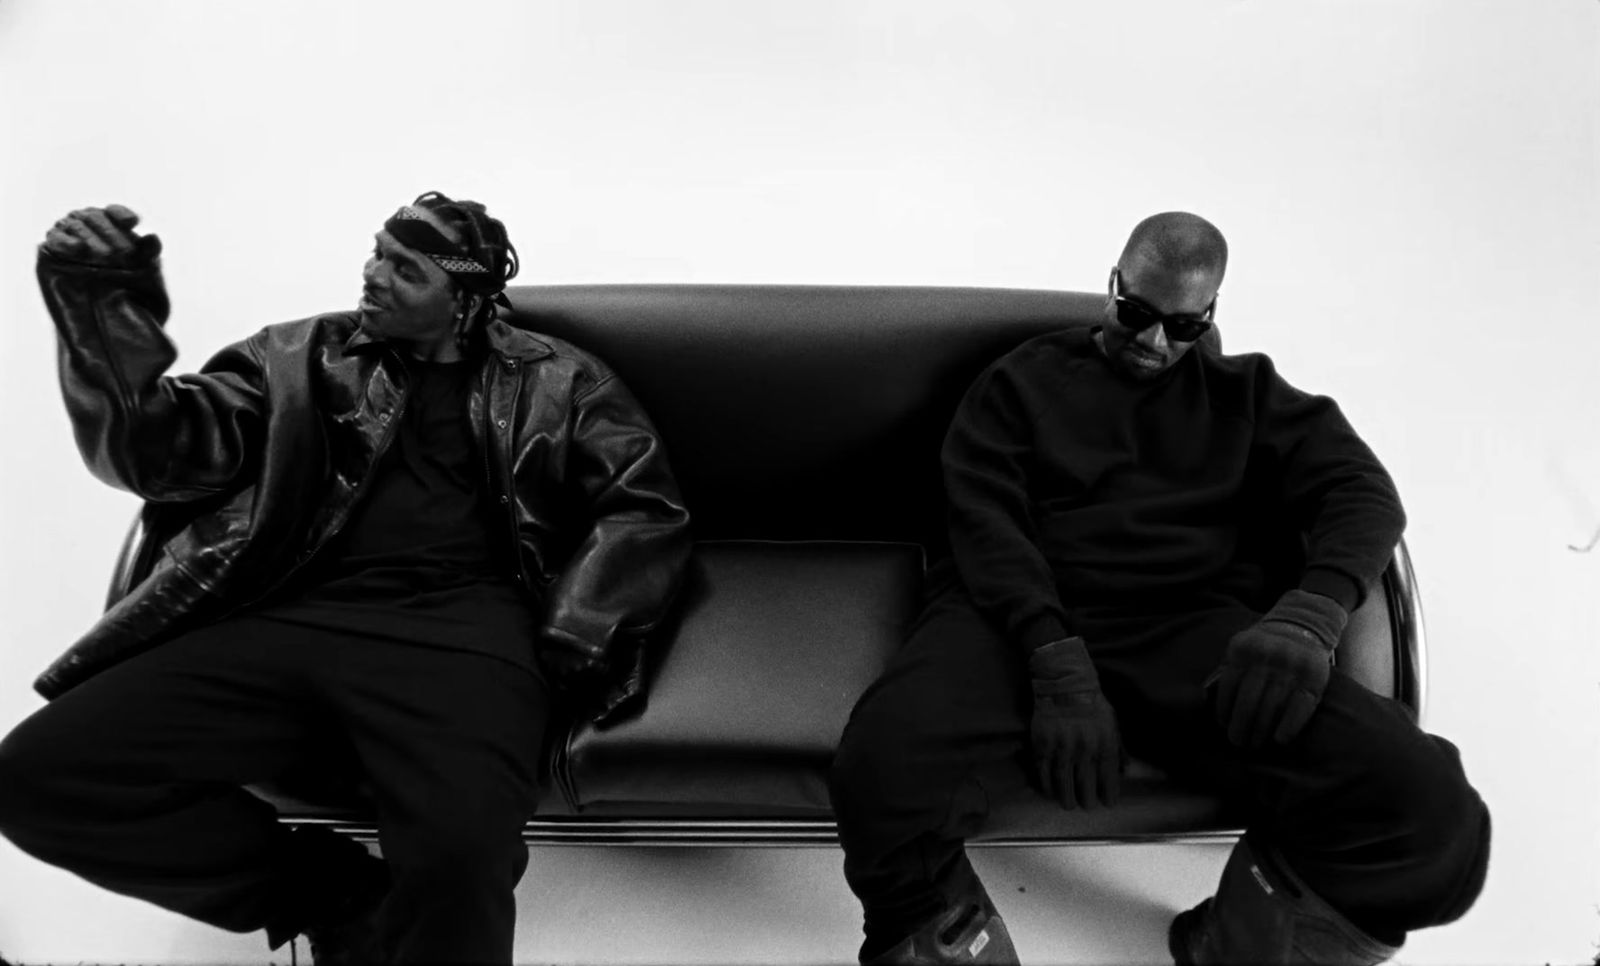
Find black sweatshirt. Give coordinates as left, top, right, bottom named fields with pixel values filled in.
left=943, top=327, right=1405, bottom=652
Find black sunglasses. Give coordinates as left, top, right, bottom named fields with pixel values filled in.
left=1109, top=267, right=1216, bottom=343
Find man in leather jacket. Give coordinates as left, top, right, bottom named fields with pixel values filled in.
left=0, top=194, right=691, bottom=964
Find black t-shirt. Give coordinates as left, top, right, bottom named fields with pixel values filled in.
left=258, top=357, right=540, bottom=672
left=321, top=357, right=503, bottom=582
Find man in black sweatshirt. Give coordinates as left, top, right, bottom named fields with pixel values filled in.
left=829, top=212, right=1490, bottom=965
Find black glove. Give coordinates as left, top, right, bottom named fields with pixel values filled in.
left=1028, top=636, right=1123, bottom=810
left=1207, top=589, right=1348, bottom=749
left=43, top=205, right=162, bottom=268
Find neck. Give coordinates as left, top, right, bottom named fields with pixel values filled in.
left=398, top=334, right=466, bottom=363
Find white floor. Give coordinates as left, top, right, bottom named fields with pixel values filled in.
left=0, top=839, right=1542, bottom=966
left=505, top=843, right=1218, bottom=966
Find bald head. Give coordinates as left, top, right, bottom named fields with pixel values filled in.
left=1118, top=211, right=1228, bottom=283
left=1096, top=212, right=1227, bottom=381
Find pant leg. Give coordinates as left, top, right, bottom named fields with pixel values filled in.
left=828, top=576, right=1032, bottom=957
left=0, top=616, right=373, bottom=941
left=320, top=640, right=552, bottom=966
left=1078, top=598, right=1492, bottom=939
left=1235, top=673, right=1489, bottom=935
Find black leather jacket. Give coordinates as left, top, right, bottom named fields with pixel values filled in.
left=36, top=247, right=692, bottom=726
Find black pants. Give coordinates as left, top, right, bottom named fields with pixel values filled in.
left=0, top=614, right=552, bottom=964
left=828, top=572, right=1491, bottom=956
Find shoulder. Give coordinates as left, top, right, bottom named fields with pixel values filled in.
left=249, top=311, right=360, bottom=351
left=487, top=320, right=621, bottom=398
left=1198, top=345, right=1273, bottom=381
left=953, top=327, right=1107, bottom=425
left=1200, top=347, right=1339, bottom=417
left=195, top=312, right=357, bottom=372
left=1009, top=326, right=1096, bottom=364
left=983, top=326, right=1099, bottom=383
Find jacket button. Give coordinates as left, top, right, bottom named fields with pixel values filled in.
left=497, top=418, right=508, bottom=429
left=506, top=360, right=518, bottom=370
left=379, top=412, right=391, bottom=423
left=499, top=495, right=510, bottom=504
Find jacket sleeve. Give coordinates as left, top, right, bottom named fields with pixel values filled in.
left=942, top=360, right=1071, bottom=653
left=38, top=245, right=267, bottom=502
left=1252, top=358, right=1407, bottom=612
left=540, top=372, right=692, bottom=688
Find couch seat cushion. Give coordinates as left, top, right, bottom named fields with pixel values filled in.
left=558, top=540, right=923, bottom=810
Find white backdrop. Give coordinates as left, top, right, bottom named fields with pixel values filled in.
left=1, top=2, right=1597, bottom=963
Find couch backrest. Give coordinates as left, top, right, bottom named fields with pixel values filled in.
left=501, top=284, right=1219, bottom=548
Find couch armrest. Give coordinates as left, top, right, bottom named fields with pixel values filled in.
left=1334, top=537, right=1426, bottom=723
left=1381, top=536, right=1426, bottom=722
left=107, top=510, right=152, bottom=609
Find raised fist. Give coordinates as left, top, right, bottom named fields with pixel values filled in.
left=43, top=205, right=161, bottom=266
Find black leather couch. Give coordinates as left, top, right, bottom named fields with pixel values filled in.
left=108, top=284, right=1424, bottom=847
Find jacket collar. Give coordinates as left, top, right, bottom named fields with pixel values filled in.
left=484, top=318, right=557, bottom=362
left=340, top=315, right=554, bottom=363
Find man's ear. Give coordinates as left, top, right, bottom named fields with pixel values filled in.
left=455, top=291, right=484, bottom=320
left=1101, top=293, right=1120, bottom=325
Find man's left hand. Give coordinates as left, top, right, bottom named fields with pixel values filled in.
left=44, top=205, right=160, bottom=266
left=1206, top=589, right=1349, bottom=748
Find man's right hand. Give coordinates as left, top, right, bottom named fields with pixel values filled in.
left=43, top=205, right=159, bottom=266
left=1027, top=636, right=1124, bottom=810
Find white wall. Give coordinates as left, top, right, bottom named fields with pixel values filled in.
left=1, top=2, right=1596, bottom=963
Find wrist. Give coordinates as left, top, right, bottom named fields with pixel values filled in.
left=1028, top=636, right=1101, bottom=691
left=1298, top=567, right=1361, bottom=612
left=1033, top=686, right=1102, bottom=708
left=1017, top=614, right=1071, bottom=653
left=1263, top=589, right=1348, bottom=651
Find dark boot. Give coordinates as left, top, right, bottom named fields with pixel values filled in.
left=301, top=851, right=390, bottom=965
left=865, top=878, right=1019, bottom=965
left=1169, top=833, right=1401, bottom=965
left=260, top=826, right=391, bottom=965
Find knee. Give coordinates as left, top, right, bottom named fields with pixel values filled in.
left=1277, top=728, right=1491, bottom=931
left=829, top=692, right=1012, bottom=847
left=0, top=722, right=55, bottom=830
left=386, top=818, right=524, bottom=883
left=1352, top=732, right=1491, bottom=915
left=1369, top=734, right=1483, bottom=852
left=1383, top=749, right=1491, bottom=925
left=1432, top=795, right=1491, bottom=923
left=1407, top=738, right=1490, bottom=908
left=0, top=741, right=22, bottom=829
left=833, top=680, right=974, bottom=836
left=828, top=700, right=898, bottom=824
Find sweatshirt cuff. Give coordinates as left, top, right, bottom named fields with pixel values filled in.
left=1016, top=613, right=1071, bottom=653
left=1298, top=567, right=1362, bottom=613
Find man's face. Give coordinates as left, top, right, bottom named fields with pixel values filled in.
left=357, top=224, right=461, bottom=344
left=1097, top=254, right=1220, bottom=381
